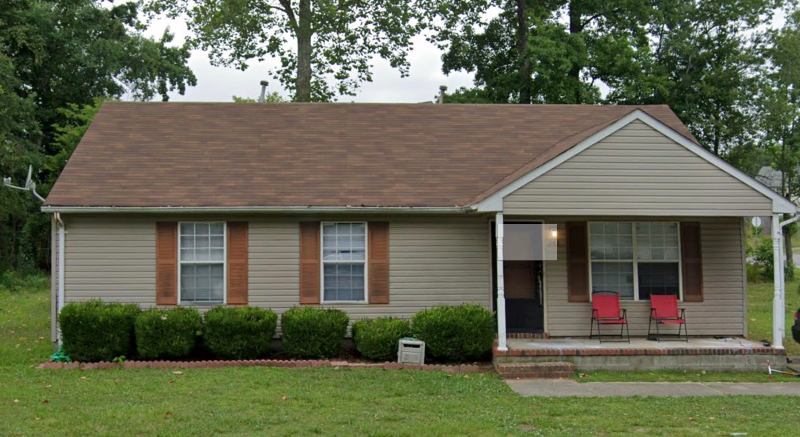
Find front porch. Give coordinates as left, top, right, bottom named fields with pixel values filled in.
left=493, top=337, right=787, bottom=372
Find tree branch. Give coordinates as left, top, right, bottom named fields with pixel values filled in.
left=279, top=0, right=298, bottom=30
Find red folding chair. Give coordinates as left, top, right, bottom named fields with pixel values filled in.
left=590, top=292, right=630, bottom=343
left=648, top=294, right=688, bottom=342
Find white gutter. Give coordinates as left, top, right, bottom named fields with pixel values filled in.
left=55, top=212, right=66, bottom=345
left=41, top=206, right=471, bottom=214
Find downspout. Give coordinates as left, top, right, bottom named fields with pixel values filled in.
left=55, top=212, right=66, bottom=345
left=496, top=212, right=508, bottom=351
left=773, top=213, right=800, bottom=350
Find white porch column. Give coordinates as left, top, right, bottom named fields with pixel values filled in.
left=56, top=213, right=66, bottom=345
left=495, top=212, right=508, bottom=351
left=772, top=214, right=784, bottom=350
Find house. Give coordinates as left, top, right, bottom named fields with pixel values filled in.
left=43, top=102, right=796, bottom=368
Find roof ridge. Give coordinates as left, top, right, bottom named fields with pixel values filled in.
left=465, top=110, right=632, bottom=205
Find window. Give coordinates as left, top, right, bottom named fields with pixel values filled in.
left=589, top=222, right=680, bottom=300
left=322, top=223, right=366, bottom=302
left=179, top=223, right=225, bottom=304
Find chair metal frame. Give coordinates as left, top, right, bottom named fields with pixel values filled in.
left=647, top=294, right=688, bottom=342
left=589, top=292, right=630, bottom=343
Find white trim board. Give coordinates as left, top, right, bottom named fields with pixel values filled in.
left=473, top=109, right=797, bottom=214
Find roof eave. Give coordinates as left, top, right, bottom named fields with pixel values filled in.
left=40, top=205, right=474, bottom=214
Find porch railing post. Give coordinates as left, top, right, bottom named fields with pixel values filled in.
left=772, top=214, right=784, bottom=350
left=496, top=212, right=508, bottom=351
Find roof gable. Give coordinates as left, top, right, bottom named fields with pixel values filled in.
left=474, top=110, right=796, bottom=214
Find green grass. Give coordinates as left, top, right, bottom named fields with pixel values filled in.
left=3, top=279, right=800, bottom=436
left=575, top=370, right=799, bottom=383
left=747, top=278, right=800, bottom=357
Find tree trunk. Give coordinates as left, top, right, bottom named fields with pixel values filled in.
left=568, top=1, right=582, bottom=104
left=295, top=0, right=312, bottom=102
left=516, top=0, right=532, bottom=104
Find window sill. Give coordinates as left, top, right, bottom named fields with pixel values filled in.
left=320, top=301, right=369, bottom=305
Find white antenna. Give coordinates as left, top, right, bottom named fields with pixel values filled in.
left=2, top=165, right=45, bottom=203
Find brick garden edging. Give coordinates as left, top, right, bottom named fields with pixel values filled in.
left=37, top=359, right=484, bottom=373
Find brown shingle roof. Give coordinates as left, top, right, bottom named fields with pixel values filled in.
left=44, top=102, right=695, bottom=208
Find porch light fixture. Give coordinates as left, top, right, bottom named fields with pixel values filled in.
left=550, top=229, right=558, bottom=239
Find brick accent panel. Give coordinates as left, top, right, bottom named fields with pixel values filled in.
left=493, top=344, right=784, bottom=358
left=37, top=359, right=486, bottom=373
left=495, top=362, right=575, bottom=379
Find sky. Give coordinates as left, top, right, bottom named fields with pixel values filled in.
left=142, top=17, right=476, bottom=103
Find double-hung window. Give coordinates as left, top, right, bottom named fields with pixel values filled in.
left=321, top=222, right=367, bottom=302
left=589, top=222, right=681, bottom=300
left=179, top=222, right=226, bottom=304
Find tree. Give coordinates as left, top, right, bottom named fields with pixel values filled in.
left=607, top=0, right=778, bottom=162
left=430, top=0, right=651, bottom=104
left=2, top=0, right=197, bottom=156
left=0, top=0, right=197, bottom=273
left=147, top=0, right=424, bottom=102
left=756, top=7, right=800, bottom=272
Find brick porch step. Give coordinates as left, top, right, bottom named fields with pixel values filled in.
left=495, top=362, right=575, bottom=379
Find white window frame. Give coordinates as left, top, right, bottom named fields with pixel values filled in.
left=320, top=222, right=369, bottom=304
left=177, top=221, right=227, bottom=305
left=587, top=221, right=683, bottom=301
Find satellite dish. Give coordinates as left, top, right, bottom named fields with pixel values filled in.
left=751, top=216, right=762, bottom=228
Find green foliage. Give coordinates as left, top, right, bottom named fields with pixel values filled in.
left=352, top=317, right=411, bottom=361
left=232, top=93, right=287, bottom=103
left=59, top=300, right=140, bottom=362
left=1, top=0, right=196, bottom=276
left=752, top=236, right=794, bottom=282
left=0, top=271, right=48, bottom=293
left=134, top=307, right=202, bottom=360
left=281, top=307, right=349, bottom=358
left=203, top=306, right=278, bottom=359
left=146, top=0, right=423, bottom=101
left=411, top=304, right=495, bottom=362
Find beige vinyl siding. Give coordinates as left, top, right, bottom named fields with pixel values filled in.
left=543, top=217, right=745, bottom=337
left=64, top=216, right=156, bottom=304
left=249, top=217, right=491, bottom=323
left=61, top=215, right=491, bottom=327
left=503, top=121, right=772, bottom=216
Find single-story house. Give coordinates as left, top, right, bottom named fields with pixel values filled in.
left=43, top=102, right=796, bottom=355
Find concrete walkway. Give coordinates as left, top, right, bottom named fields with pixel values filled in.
left=507, top=379, right=800, bottom=397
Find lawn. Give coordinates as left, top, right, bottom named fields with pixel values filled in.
left=2, top=279, right=800, bottom=436
left=747, top=277, right=800, bottom=356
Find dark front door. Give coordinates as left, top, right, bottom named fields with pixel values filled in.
left=491, top=225, right=545, bottom=333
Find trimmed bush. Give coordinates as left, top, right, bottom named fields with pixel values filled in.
left=203, top=306, right=278, bottom=359
left=281, top=306, right=349, bottom=358
left=352, top=317, right=411, bottom=362
left=134, top=307, right=202, bottom=360
left=59, top=300, right=139, bottom=362
left=411, top=304, right=495, bottom=362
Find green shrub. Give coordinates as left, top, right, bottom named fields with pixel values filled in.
left=59, top=300, right=139, bottom=362
left=203, top=306, right=278, bottom=359
left=281, top=306, right=349, bottom=358
left=753, top=236, right=794, bottom=281
left=134, top=307, right=202, bottom=360
left=411, top=304, right=495, bottom=362
left=352, top=317, right=412, bottom=361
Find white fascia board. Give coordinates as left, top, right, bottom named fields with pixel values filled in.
left=40, top=205, right=470, bottom=214
left=474, top=109, right=798, bottom=214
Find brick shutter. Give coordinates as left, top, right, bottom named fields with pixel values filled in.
left=680, top=222, right=703, bottom=302
left=227, top=222, right=249, bottom=305
left=368, top=222, right=390, bottom=304
left=156, top=222, right=178, bottom=305
left=299, top=222, right=320, bottom=304
left=566, top=222, right=589, bottom=302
